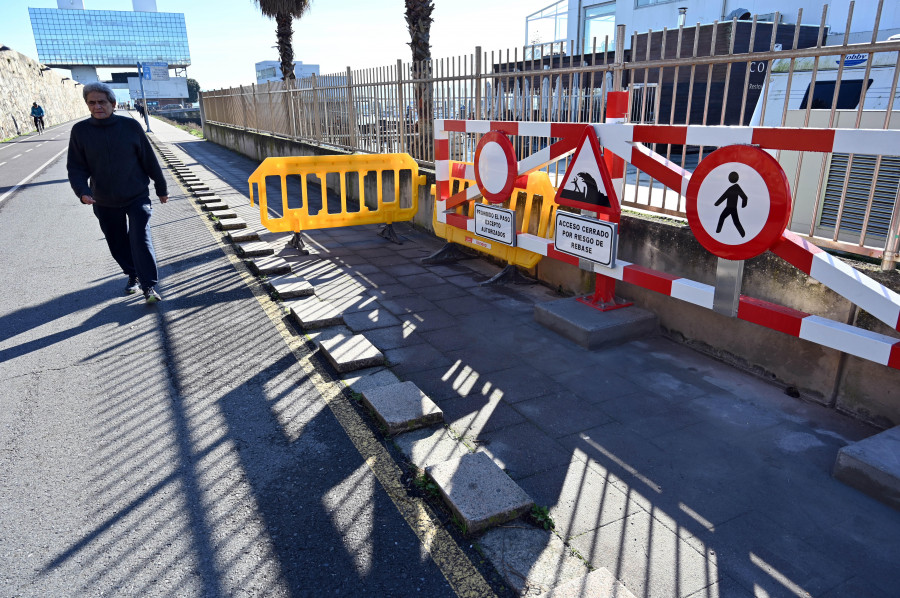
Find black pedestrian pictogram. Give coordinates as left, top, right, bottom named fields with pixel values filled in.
left=715, top=171, right=748, bottom=237
left=559, top=172, right=611, bottom=208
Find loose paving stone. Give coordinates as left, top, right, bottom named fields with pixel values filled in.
left=318, top=332, right=385, bottom=373
left=394, top=426, right=472, bottom=470
left=236, top=240, right=274, bottom=257
left=341, top=367, right=402, bottom=393
left=361, top=381, right=443, bottom=435
left=194, top=190, right=216, bottom=197
left=217, top=218, right=247, bottom=231
left=202, top=202, right=230, bottom=211
left=426, top=451, right=534, bottom=535
left=342, top=307, right=402, bottom=332
left=266, top=274, right=314, bottom=298
left=196, top=195, right=222, bottom=204
left=287, top=297, right=344, bottom=329
left=226, top=228, right=260, bottom=242
left=249, top=255, right=291, bottom=276
left=208, top=209, right=237, bottom=219
left=478, top=527, right=597, bottom=597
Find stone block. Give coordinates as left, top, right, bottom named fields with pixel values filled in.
left=249, top=256, right=291, bottom=276
left=426, top=452, right=534, bottom=535
left=318, top=332, right=385, bottom=373
left=834, top=425, right=900, bottom=510
left=361, top=381, right=443, bottom=435
left=236, top=241, right=274, bottom=257
left=288, top=297, right=343, bottom=329
left=267, top=274, right=314, bottom=298
left=395, top=427, right=472, bottom=470
left=342, top=367, right=401, bottom=393
left=202, top=202, right=230, bottom=211
left=534, top=298, right=658, bottom=350
left=216, top=218, right=247, bottom=231
left=193, top=190, right=216, bottom=197
left=209, top=209, right=237, bottom=219
left=226, top=229, right=259, bottom=242
left=196, top=195, right=222, bottom=204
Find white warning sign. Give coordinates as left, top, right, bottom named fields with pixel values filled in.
left=554, top=126, right=620, bottom=216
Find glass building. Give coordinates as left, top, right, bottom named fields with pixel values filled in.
left=29, top=7, right=190, bottom=68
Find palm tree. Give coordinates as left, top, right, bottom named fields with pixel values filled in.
left=253, top=0, right=312, bottom=81
left=405, top=0, right=434, bottom=157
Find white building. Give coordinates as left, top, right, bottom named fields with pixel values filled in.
left=255, top=60, right=320, bottom=84
left=525, top=1, right=900, bottom=54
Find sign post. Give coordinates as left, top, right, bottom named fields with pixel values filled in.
left=137, top=62, right=151, bottom=133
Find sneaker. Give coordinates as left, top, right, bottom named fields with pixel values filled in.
left=125, top=275, right=140, bottom=295
left=143, top=287, right=162, bottom=304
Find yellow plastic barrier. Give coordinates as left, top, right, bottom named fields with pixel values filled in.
left=432, top=162, right=559, bottom=269
left=248, top=153, right=425, bottom=233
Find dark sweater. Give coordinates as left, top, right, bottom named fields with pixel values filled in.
left=67, top=114, right=167, bottom=207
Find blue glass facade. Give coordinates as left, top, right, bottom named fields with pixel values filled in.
left=28, top=8, right=190, bottom=67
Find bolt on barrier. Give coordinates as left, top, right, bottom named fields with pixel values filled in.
left=248, top=153, right=425, bottom=235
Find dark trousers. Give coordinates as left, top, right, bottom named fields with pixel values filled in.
left=92, top=196, right=158, bottom=290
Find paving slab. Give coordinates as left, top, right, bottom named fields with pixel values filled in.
left=216, top=217, right=247, bottom=231
left=341, top=367, right=402, bottom=393
left=225, top=228, right=259, bottom=242
left=287, top=297, right=344, bottom=329
left=194, top=190, right=216, bottom=197
left=534, top=298, right=659, bottom=350
left=235, top=240, right=274, bottom=257
left=833, top=425, right=900, bottom=510
left=361, top=381, right=443, bottom=435
left=542, top=568, right=637, bottom=598
left=266, top=274, right=314, bottom=298
left=318, top=332, right=385, bottom=373
left=395, top=426, right=472, bottom=470
left=477, top=527, right=600, bottom=597
left=202, top=202, right=230, bottom=211
left=249, top=255, right=291, bottom=276
left=342, top=307, right=402, bottom=332
left=208, top=209, right=237, bottom=219
left=426, top=451, right=533, bottom=535
left=196, top=195, right=222, bottom=204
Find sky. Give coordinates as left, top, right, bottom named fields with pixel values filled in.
left=0, top=0, right=549, bottom=90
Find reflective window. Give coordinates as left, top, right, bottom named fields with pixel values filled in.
left=583, top=2, right=616, bottom=53
left=28, top=8, right=190, bottom=67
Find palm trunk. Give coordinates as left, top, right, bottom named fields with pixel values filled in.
left=275, top=12, right=295, bottom=80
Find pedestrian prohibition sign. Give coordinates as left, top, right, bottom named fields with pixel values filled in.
left=685, top=145, right=791, bottom=261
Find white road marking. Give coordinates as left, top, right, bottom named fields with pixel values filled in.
left=25, top=149, right=33, bottom=153
left=0, top=162, right=6, bottom=167
left=12, top=154, right=22, bottom=159
left=0, top=147, right=68, bottom=205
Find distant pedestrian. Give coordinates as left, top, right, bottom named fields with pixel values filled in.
left=30, top=102, right=45, bottom=134
left=67, top=82, right=168, bottom=304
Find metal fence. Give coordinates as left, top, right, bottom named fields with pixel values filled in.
left=201, top=2, right=900, bottom=267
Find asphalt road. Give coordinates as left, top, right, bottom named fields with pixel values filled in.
left=0, top=125, right=480, bottom=597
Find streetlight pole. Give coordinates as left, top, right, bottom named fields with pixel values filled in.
left=137, top=62, right=152, bottom=133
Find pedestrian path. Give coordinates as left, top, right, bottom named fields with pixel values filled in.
left=146, top=114, right=900, bottom=597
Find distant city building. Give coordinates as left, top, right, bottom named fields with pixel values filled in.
left=28, top=0, right=191, bottom=104
left=255, top=60, right=320, bottom=84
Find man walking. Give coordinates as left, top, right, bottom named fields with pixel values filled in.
left=67, top=82, right=168, bottom=303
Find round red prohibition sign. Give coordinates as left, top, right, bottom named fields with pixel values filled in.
left=474, top=131, right=517, bottom=204
left=686, top=145, right=791, bottom=261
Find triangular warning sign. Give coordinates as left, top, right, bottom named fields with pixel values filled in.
left=554, top=126, right=620, bottom=218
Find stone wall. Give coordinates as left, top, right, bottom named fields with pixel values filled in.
left=201, top=120, right=900, bottom=430
left=0, top=45, right=88, bottom=140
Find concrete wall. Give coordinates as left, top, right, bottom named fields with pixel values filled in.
left=202, top=121, right=900, bottom=430
left=0, top=45, right=88, bottom=140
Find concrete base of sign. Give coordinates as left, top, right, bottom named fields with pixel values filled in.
left=236, top=241, right=273, bottom=257
left=216, top=218, right=247, bottom=231
left=426, top=452, right=533, bottom=535
left=833, top=426, right=900, bottom=511
left=249, top=256, right=291, bottom=276
left=318, top=332, right=385, bottom=373
left=361, top=381, right=443, bottom=435
left=288, top=298, right=344, bottom=329
left=534, top=297, right=658, bottom=350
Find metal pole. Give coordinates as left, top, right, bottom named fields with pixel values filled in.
left=137, top=62, right=152, bottom=133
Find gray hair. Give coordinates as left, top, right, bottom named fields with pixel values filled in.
left=82, top=82, right=117, bottom=104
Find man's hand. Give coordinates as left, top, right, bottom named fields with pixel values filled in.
left=159, top=195, right=169, bottom=204
left=81, top=195, right=96, bottom=205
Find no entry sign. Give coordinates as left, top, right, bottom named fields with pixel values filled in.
left=686, top=145, right=791, bottom=260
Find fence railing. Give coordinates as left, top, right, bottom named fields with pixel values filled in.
left=201, top=1, right=900, bottom=267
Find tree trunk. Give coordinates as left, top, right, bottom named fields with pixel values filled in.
left=275, top=12, right=295, bottom=80
left=406, top=0, right=434, bottom=160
